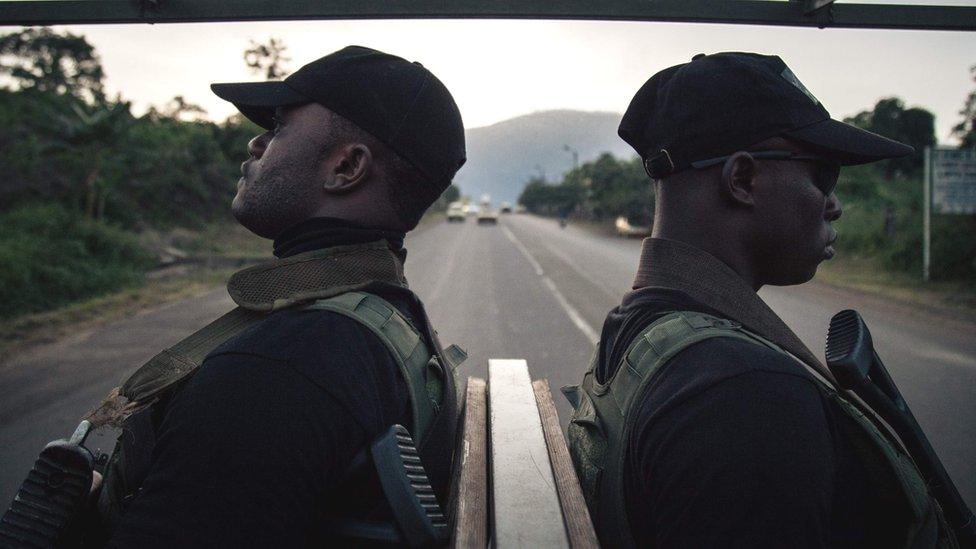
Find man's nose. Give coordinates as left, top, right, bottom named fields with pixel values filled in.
left=247, top=132, right=272, bottom=159
left=825, top=192, right=843, bottom=222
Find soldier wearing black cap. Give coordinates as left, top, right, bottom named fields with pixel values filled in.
left=97, top=46, right=466, bottom=546
left=565, top=53, right=956, bottom=548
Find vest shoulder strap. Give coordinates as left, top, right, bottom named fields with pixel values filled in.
left=117, top=307, right=264, bottom=408
left=306, top=292, right=441, bottom=446
left=606, top=310, right=781, bottom=418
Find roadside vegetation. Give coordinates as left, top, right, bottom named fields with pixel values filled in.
left=519, top=76, right=976, bottom=296
left=0, top=222, right=269, bottom=358
left=0, top=28, right=459, bottom=328
left=0, top=28, right=260, bottom=322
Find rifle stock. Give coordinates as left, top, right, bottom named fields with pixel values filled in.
left=0, top=421, right=96, bottom=548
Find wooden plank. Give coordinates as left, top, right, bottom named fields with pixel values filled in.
left=488, top=359, right=569, bottom=548
left=451, top=377, right=488, bottom=549
left=533, top=379, right=600, bottom=548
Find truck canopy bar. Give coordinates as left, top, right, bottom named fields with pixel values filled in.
left=1, top=0, right=975, bottom=32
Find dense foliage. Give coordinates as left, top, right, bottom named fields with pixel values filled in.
left=432, top=184, right=461, bottom=212
left=519, top=154, right=651, bottom=224
left=0, top=203, right=155, bottom=318
left=0, top=87, right=256, bottom=228
left=839, top=98, right=976, bottom=281
left=0, top=28, right=257, bottom=319
left=953, top=64, right=976, bottom=149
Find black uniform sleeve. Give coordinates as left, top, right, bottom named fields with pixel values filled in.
left=627, top=339, right=835, bottom=548
left=107, top=310, right=410, bottom=548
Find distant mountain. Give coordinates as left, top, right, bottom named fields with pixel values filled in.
left=454, top=110, right=634, bottom=205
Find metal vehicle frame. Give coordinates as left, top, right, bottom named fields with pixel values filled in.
left=1, top=0, right=975, bottom=31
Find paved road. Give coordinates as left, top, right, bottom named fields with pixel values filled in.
left=2, top=214, right=974, bottom=510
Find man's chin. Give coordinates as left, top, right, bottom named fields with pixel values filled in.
left=231, top=202, right=272, bottom=239
left=765, top=262, right=820, bottom=287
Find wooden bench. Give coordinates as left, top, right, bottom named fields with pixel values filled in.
left=451, top=359, right=599, bottom=548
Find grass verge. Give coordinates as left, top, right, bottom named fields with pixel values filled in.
left=816, top=256, right=976, bottom=320
left=0, top=223, right=267, bottom=361
left=0, top=268, right=239, bottom=360
left=0, top=213, right=449, bottom=361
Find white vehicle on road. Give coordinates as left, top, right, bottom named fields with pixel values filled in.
left=447, top=201, right=465, bottom=222
left=477, top=206, right=499, bottom=225
left=614, top=216, right=651, bottom=238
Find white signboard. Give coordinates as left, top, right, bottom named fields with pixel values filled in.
left=931, top=148, right=976, bottom=215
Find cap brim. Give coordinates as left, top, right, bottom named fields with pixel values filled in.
left=784, top=119, right=914, bottom=166
left=210, top=81, right=309, bottom=130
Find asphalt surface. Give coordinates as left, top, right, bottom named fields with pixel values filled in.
left=2, top=213, right=974, bottom=512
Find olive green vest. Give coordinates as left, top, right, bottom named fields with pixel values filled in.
left=565, top=310, right=956, bottom=549
left=88, top=242, right=463, bottom=535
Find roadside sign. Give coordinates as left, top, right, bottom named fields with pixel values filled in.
left=931, top=148, right=976, bottom=215
left=923, top=147, right=976, bottom=281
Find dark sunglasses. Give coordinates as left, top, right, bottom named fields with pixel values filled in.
left=689, top=150, right=841, bottom=196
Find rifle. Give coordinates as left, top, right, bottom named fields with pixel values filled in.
left=322, top=424, right=449, bottom=547
left=826, top=309, right=975, bottom=547
left=0, top=421, right=103, bottom=548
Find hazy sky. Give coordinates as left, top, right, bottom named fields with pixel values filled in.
left=42, top=18, right=976, bottom=143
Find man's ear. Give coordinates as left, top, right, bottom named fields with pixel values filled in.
left=323, top=143, right=372, bottom=194
left=720, top=151, right=757, bottom=207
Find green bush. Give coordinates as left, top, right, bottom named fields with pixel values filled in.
left=835, top=165, right=975, bottom=283
left=0, top=203, right=154, bottom=319
left=518, top=154, right=652, bottom=223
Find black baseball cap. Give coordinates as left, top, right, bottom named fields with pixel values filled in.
left=211, top=45, right=466, bottom=187
left=619, top=52, right=913, bottom=179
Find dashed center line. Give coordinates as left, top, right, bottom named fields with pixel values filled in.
left=502, top=224, right=599, bottom=344
left=501, top=224, right=544, bottom=276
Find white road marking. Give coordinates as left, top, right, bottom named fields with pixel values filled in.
left=542, top=277, right=600, bottom=344
left=539, top=238, right=620, bottom=300
left=501, top=225, right=544, bottom=276
left=501, top=224, right=600, bottom=344
left=427, top=220, right=471, bottom=302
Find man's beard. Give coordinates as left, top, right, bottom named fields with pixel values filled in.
left=233, top=162, right=321, bottom=239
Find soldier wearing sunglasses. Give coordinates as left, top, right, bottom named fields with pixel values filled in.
left=562, top=53, right=954, bottom=548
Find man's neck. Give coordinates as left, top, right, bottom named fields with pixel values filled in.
left=272, top=217, right=406, bottom=259
left=650, top=227, right=761, bottom=291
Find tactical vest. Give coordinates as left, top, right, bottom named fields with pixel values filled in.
left=565, top=311, right=956, bottom=549
left=87, top=242, right=461, bottom=539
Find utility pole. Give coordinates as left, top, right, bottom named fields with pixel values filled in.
left=923, top=146, right=931, bottom=282
left=563, top=144, right=579, bottom=170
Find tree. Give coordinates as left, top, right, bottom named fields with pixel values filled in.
left=952, top=64, right=976, bottom=149
left=845, top=97, right=935, bottom=179
left=53, top=100, right=134, bottom=219
left=0, top=27, right=105, bottom=103
left=518, top=177, right=556, bottom=214
left=244, top=38, right=291, bottom=80
left=162, top=95, right=207, bottom=122
left=439, top=184, right=461, bottom=208
left=518, top=176, right=586, bottom=215
left=573, top=153, right=652, bottom=224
